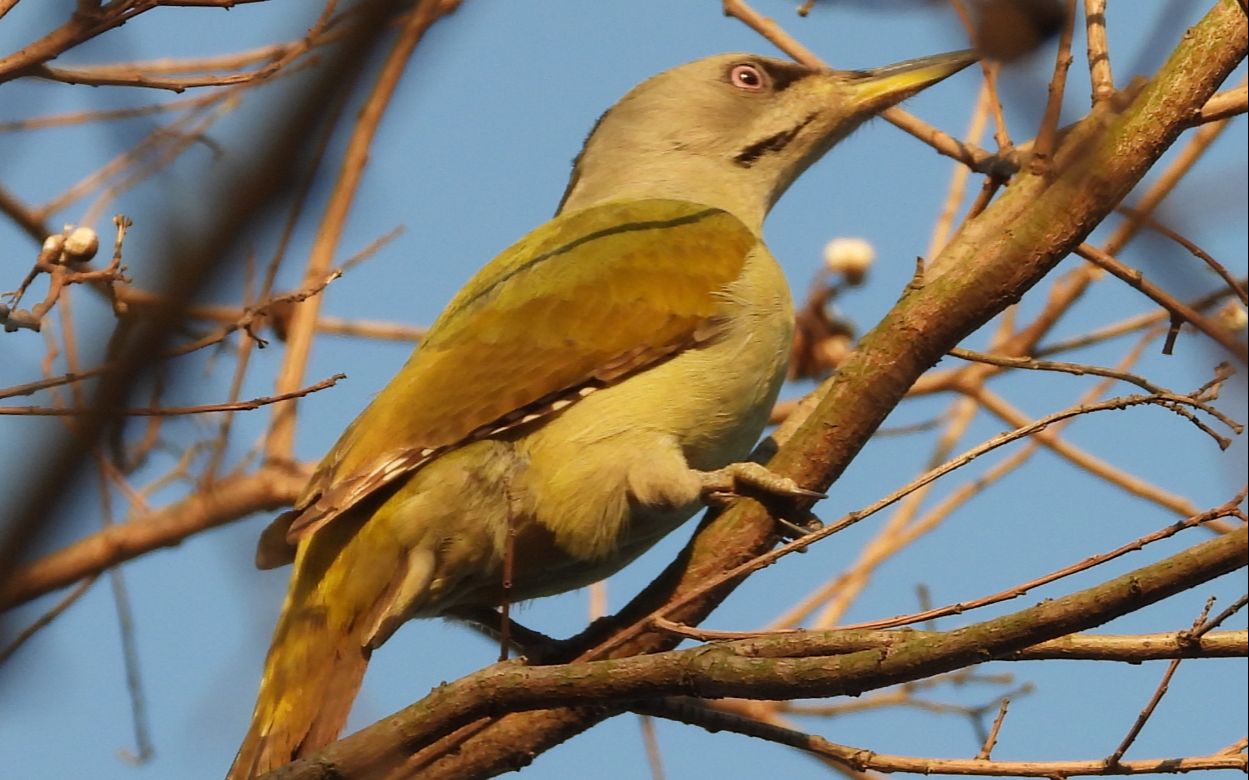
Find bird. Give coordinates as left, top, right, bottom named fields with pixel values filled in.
left=228, top=48, right=976, bottom=778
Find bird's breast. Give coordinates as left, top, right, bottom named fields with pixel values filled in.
left=670, top=243, right=794, bottom=468
left=512, top=243, right=793, bottom=560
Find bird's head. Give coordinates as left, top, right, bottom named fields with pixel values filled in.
left=558, top=50, right=978, bottom=230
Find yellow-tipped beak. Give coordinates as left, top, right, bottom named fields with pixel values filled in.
left=844, top=50, right=979, bottom=107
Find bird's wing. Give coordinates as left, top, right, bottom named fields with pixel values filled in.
left=256, top=199, right=757, bottom=566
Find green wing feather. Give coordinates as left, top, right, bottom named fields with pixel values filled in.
left=276, top=198, right=757, bottom=548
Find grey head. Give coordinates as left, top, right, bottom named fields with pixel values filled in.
left=557, top=50, right=977, bottom=231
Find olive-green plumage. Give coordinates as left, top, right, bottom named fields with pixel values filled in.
left=229, top=49, right=975, bottom=778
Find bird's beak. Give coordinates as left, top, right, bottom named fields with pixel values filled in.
left=842, top=50, right=979, bottom=109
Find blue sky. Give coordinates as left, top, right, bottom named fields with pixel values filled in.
left=0, top=2, right=1245, bottom=779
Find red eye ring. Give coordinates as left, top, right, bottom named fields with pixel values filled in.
left=729, top=63, right=766, bottom=92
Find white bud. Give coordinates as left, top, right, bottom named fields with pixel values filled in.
left=63, top=226, right=100, bottom=262
left=40, top=234, right=65, bottom=264
left=1216, top=300, right=1247, bottom=332
left=823, top=237, right=875, bottom=282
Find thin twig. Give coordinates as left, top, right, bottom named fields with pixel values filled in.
left=1032, top=284, right=1243, bottom=358
left=967, top=385, right=1223, bottom=512
left=638, top=715, right=667, bottom=780
left=1104, top=117, right=1233, bottom=255
left=201, top=79, right=354, bottom=485
left=0, top=575, right=97, bottom=664
left=1192, top=82, right=1247, bottom=124
left=1074, top=243, right=1248, bottom=362
left=1116, top=207, right=1248, bottom=305
left=808, top=395, right=982, bottom=629
left=0, top=264, right=350, bottom=406
left=976, top=699, right=1011, bottom=760
left=638, top=697, right=1246, bottom=777
left=948, top=347, right=1166, bottom=394
left=1030, top=0, right=1078, bottom=174
left=948, top=0, right=1011, bottom=149
left=1191, top=594, right=1249, bottom=640
left=96, top=460, right=154, bottom=764
left=787, top=324, right=1211, bottom=632
left=1107, top=599, right=1216, bottom=764
left=1084, top=0, right=1114, bottom=102
left=928, top=80, right=992, bottom=261
left=1219, top=737, right=1248, bottom=755
left=0, top=374, right=345, bottom=416
left=836, top=492, right=1245, bottom=632
left=0, top=91, right=224, bottom=132
left=27, top=2, right=339, bottom=93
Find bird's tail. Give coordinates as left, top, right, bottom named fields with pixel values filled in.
left=228, top=513, right=399, bottom=779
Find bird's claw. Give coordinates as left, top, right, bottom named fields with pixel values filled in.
left=699, top=463, right=825, bottom=551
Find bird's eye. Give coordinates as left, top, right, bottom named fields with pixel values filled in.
left=729, top=63, right=767, bottom=92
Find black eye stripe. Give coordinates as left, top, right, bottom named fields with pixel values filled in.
left=725, top=59, right=813, bottom=93
left=759, top=60, right=814, bottom=92
left=733, top=111, right=819, bottom=168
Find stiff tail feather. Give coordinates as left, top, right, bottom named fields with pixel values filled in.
left=226, top=606, right=370, bottom=779
left=228, top=509, right=401, bottom=779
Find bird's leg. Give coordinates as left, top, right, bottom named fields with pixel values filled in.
left=498, top=479, right=518, bottom=662
left=698, top=462, right=825, bottom=545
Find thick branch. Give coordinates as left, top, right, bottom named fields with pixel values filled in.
left=0, top=464, right=308, bottom=611
left=268, top=527, right=1248, bottom=779
left=728, top=629, right=1248, bottom=663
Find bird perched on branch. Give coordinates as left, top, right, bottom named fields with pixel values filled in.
left=228, top=47, right=975, bottom=778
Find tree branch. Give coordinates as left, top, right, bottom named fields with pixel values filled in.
left=267, top=526, right=1248, bottom=779
left=639, top=698, right=1245, bottom=777
left=0, top=463, right=308, bottom=611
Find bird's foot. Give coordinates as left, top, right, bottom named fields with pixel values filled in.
left=698, top=461, right=825, bottom=505
left=699, top=462, right=825, bottom=551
